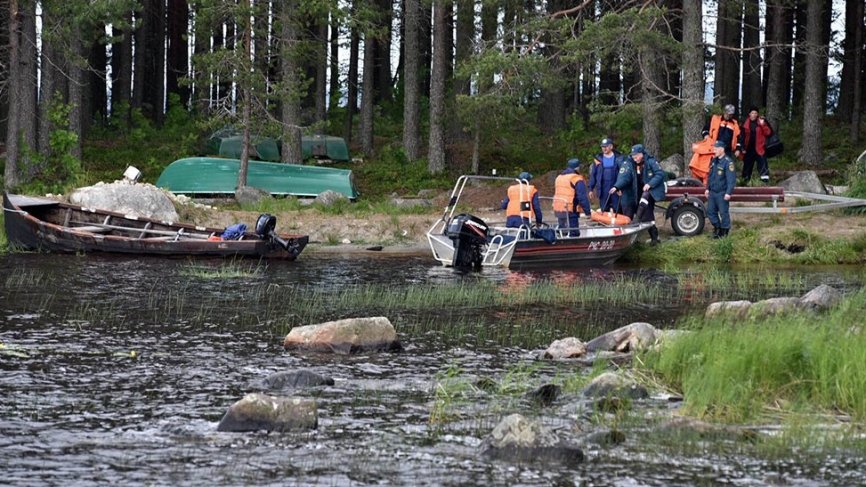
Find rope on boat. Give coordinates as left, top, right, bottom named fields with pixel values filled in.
left=3, top=207, right=27, bottom=215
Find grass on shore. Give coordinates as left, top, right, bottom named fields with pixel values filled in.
left=640, top=289, right=866, bottom=423
left=627, top=226, right=866, bottom=266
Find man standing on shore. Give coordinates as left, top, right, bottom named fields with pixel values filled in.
left=739, top=107, right=774, bottom=185
left=705, top=140, right=737, bottom=238
left=590, top=138, right=625, bottom=211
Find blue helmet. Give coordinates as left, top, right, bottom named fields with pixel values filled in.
left=518, top=172, right=533, bottom=181
left=566, top=158, right=580, bottom=169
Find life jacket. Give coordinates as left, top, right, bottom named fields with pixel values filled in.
left=553, top=174, right=584, bottom=212
left=506, top=184, right=537, bottom=219
left=709, top=114, right=740, bottom=151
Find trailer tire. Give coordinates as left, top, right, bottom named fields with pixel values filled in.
left=671, top=205, right=705, bottom=236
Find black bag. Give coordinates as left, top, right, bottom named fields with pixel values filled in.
left=764, top=122, right=783, bottom=158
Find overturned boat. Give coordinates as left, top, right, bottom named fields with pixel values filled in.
left=426, top=176, right=653, bottom=270
left=3, top=193, right=308, bottom=259
left=156, top=157, right=359, bottom=200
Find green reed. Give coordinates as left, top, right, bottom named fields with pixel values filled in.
left=179, top=258, right=267, bottom=279
left=641, top=289, right=866, bottom=424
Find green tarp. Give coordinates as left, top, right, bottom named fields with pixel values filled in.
left=156, top=157, right=359, bottom=199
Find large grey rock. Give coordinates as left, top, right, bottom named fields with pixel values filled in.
left=217, top=393, right=317, bottom=432
left=69, top=182, right=179, bottom=221
left=660, top=154, right=685, bottom=178
left=705, top=300, right=752, bottom=319
left=261, top=370, right=334, bottom=390
left=751, top=296, right=805, bottom=315
left=799, top=284, right=841, bottom=310
left=283, top=316, right=402, bottom=354
left=481, top=414, right=584, bottom=466
left=778, top=171, right=827, bottom=195
left=315, top=190, right=348, bottom=206
left=235, top=186, right=272, bottom=207
left=541, top=337, right=586, bottom=360
left=582, top=372, right=649, bottom=400
left=585, top=322, right=658, bottom=353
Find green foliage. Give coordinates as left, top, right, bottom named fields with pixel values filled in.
left=354, top=145, right=454, bottom=196
left=0, top=210, right=7, bottom=254
left=19, top=94, right=82, bottom=194
left=641, top=290, right=866, bottom=422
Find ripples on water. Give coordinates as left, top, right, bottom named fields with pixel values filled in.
left=1, top=253, right=863, bottom=485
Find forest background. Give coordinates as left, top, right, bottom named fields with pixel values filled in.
left=1, top=0, right=865, bottom=199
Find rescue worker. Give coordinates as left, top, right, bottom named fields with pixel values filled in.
left=702, top=104, right=741, bottom=158
left=738, top=106, right=774, bottom=185
left=501, top=172, right=543, bottom=229
left=553, top=158, right=592, bottom=237
left=705, top=140, right=737, bottom=238
left=590, top=138, right=625, bottom=211
left=609, top=144, right=665, bottom=245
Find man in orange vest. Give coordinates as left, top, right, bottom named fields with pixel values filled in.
left=553, top=158, right=592, bottom=236
left=501, top=172, right=543, bottom=228
left=702, top=103, right=742, bottom=159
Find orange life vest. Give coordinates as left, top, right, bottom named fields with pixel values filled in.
left=506, top=184, right=537, bottom=219
left=708, top=114, right=741, bottom=151
left=553, top=173, right=585, bottom=213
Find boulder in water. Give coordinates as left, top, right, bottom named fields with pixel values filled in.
left=481, top=414, right=584, bottom=466
left=261, top=370, right=334, bottom=390
left=283, top=316, right=402, bottom=354
left=585, top=322, right=658, bottom=353
left=217, top=393, right=317, bottom=432
left=799, top=284, right=841, bottom=310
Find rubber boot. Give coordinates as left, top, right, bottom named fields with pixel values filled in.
left=712, top=226, right=721, bottom=239
left=721, top=228, right=730, bottom=238
left=648, top=226, right=660, bottom=246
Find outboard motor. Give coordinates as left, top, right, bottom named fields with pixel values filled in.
left=446, top=213, right=489, bottom=270
left=255, top=213, right=291, bottom=251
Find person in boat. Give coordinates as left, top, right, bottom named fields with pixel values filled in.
left=702, top=104, right=741, bottom=159
left=501, top=172, right=543, bottom=229
left=738, top=106, right=774, bottom=186
left=590, top=137, right=625, bottom=211
left=609, top=144, right=665, bottom=245
left=553, top=158, right=592, bottom=237
left=705, top=139, right=737, bottom=239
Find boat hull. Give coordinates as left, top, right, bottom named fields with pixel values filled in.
left=3, top=193, right=308, bottom=259
left=509, top=230, right=641, bottom=268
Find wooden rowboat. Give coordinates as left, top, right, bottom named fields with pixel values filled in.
left=2, top=193, right=308, bottom=259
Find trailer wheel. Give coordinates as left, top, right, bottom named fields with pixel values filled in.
left=671, top=205, right=705, bottom=236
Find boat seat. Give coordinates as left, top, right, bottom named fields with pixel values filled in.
left=69, top=225, right=110, bottom=233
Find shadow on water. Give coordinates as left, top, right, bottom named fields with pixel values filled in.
left=1, top=253, right=864, bottom=485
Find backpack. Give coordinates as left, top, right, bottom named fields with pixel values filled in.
left=764, top=121, right=784, bottom=158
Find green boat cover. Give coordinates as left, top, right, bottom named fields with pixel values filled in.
left=156, top=157, right=359, bottom=199
left=217, top=136, right=282, bottom=162
left=301, top=135, right=350, bottom=162
left=207, top=130, right=351, bottom=163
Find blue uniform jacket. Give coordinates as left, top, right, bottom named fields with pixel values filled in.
left=590, top=151, right=625, bottom=200
left=612, top=153, right=665, bottom=209
left=706, top=154, right=737, bottom=194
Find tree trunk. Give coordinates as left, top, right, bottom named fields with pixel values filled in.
left=764, top=0, right=787, bottom=125
left=427, top=0, right=446, bottom=174
left=114, top=11, right=134, bottom=113
left=681, top=0, right=704, bottom=163
left=132, top=10, right=146, bottom=111
left=280, top=0, right=304, bottom=163
left=850, top=0, right=863, bottom=142
left=791, top=0, right=807, bottom=113
left=4, top=0, right=22, bottom=189
left=374, top=0, right=393, bottom=103
left=741, top=0, right=762, bottom=112
left=315, top=19, right=328, bottom=128
left=329, top=11, right=340, bottom=113
left=0, top=3, right=8, bottom=144
left=192, top=4, right=210, bottom=114
left=238, top=1, right=252, bottom=192
left=345, top=4, right=360, bottom=143
left=801, top=0, right=825, bottom=167
left=38, top=11, right=58, bottom=159
left=419, top=2, right=431, bottom=97
left=454, top=0, right=473, bottom=96
left=361, top=32, right=376, bottom=156
left=403, top=0, right=421, bottom=161
left=19, top=0, right=37, bottom=176
left=538, top=0, right=565, bottom=134
left=86, top=39, right=107, bottom=132
left=68, top=39, right=85, bottom=161
left=714, top=0, right=741, bottom=109
left=167, top=0, right=190, bottom=108
left=142, top=0, right=165, bottom=122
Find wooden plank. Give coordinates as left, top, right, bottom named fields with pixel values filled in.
left=70, top=220, right=212, bottom=240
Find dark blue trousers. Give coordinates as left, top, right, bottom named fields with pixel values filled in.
left=706, top=192, right=731, bottom=229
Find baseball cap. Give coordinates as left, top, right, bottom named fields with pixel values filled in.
left=566, top=158, right=580, bottom=169
left=518, top=172, right=533, bottom=181
left=630, top=144, right=644, bottom=155
left=600, top=138, right=613, bottom=147
left=713, top=140, right=727, bottom=148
